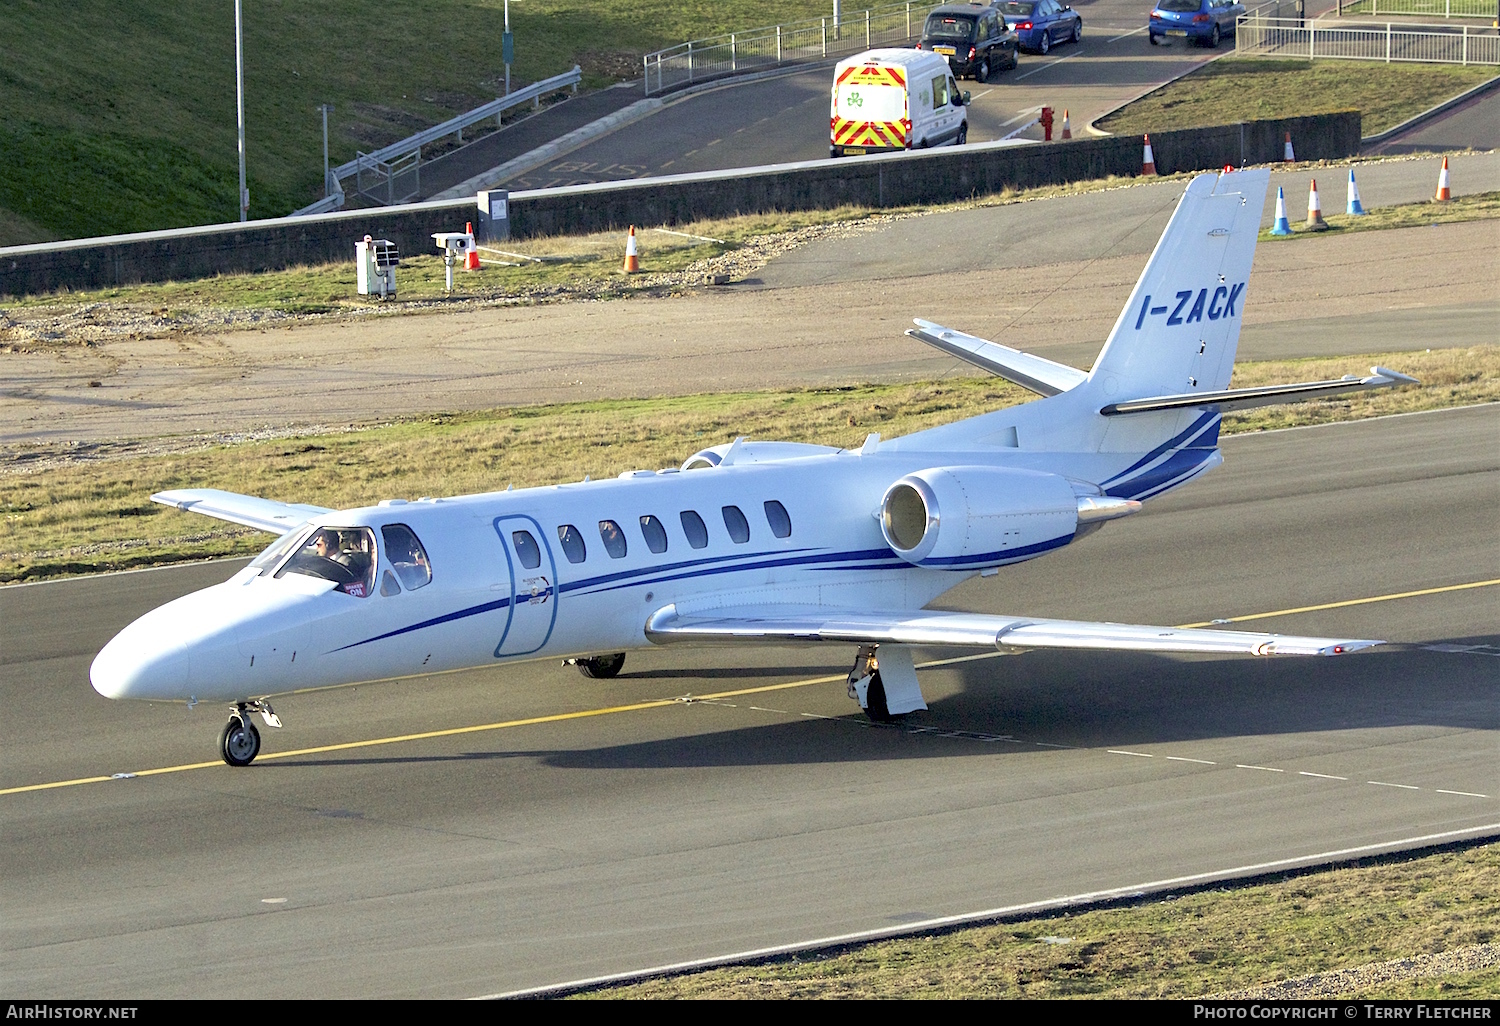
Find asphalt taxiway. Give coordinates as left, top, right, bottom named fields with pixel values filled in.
left=2, top=404, right=1495, bottom=997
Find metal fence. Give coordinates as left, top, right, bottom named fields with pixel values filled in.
left=642, top=2, right=946, bottom=96
left=1235, top=16, right=1500, bottom=61
left=294, top=67, right=582, bottom=214
left=1335, top=0, right=1497, bottom=18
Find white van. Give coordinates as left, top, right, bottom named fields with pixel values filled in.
left=830, top=48, right=969, bottom=158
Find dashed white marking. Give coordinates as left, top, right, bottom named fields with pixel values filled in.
left=1108, top=26, right=1149, bottom=42
left=1237, top=764, right=1285, bottom=773
left=261, top=897, right=288, bottom=904
left=1108, top=749, right=1154, bottom=758
left=1300, top=771, right=1348, bottom=780
left=1436, top=789, right=1490, bottom=798
left=1369, top=781, right=1421, bottom=790
left=998, top=105, right=1043, bottom=127
left=110, top=773, right=137, bottom=780
left=969, top=88, right=994, bottom=101
left=1166, top=756, right=1216, bottom=765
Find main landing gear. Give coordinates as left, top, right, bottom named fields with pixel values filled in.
left=847, top=644, right=929, bottom=722
left=569, top=653, right=627, bottom=679
left=218, top=701, right=281, bottom=767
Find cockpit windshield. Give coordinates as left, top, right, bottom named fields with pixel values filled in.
left=249, top=525, right=312, bottom=575
left=276, top=526, right=378, bottom=597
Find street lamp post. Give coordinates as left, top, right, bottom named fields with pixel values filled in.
left=235, top=0, right=248, bottom=221
left=317, top=103, right=335, bottom=197
left=503, top=0, right=514, bottom=96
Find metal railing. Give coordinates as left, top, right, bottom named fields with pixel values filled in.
left=293, top=66, right=582, bottom=214
left=642, top=2, right=945, bottom=96
left=1335, top=0, right=1496, bottom=17
left=1236, top=15, right=1500, bottom=61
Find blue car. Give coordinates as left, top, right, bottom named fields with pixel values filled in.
left=1149, top=0, right=1245, bottom=48
left=995, top=0, right=1082, bottom=55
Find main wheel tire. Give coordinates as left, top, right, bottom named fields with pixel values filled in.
left=956, top=122, right=968, bottom=146
left=1008, top=48, right=1019, bottom=69
left=219, top=716, right=261, bottom=767
left=577, top=653, right=626, bottom=679
left=1208, top=24, right=1221, bottom=47
left=1072, top=19, right=1082, bottom=44
left=975, top=57, right=990, bottom=83
left=1149, top=32, right=1160, bottom=45
left=1039, top=32, right=1050, bottom=55
left=862, top=671, right=904, bottom=723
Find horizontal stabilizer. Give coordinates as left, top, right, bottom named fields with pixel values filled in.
left=1101, top=367, right=1418, bottom=416
left=908, top=319, right=1088, bottom=397
left=152, top=488, right=332, bottom=535
left=645, top=605, right=1380, bottom=657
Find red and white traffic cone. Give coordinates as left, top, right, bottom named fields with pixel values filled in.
left=464, top=221, right=480, bottom=270
left=622, top=225, right=640, bottom=273
left=1283, top=131, right=1296, bottom=162
left=1305, top=179, right=1328, bottom=231
left=1060, top=109, right=1072, bottom=140
left=1142, top=134, right=1156, bottom=176
left=1434, top=156, right=1452, bottom=202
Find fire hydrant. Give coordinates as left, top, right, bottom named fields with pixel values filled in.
left=1040, top=106, right=1054, bottom=142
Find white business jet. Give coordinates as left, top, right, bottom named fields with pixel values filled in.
left=92, top=169, right=1417, bottom=766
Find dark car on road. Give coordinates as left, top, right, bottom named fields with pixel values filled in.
left=1149, top=0, right=1245, bottom=47
left=995, top=0, right=1082, bottom=54
left=917, top=2, right=1020, bottom=82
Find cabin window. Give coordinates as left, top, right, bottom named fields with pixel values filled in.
left=599, top=519, right=628, bottom=559
left=557, top=524, right=587, bottom=564
left=763, top=500, right=792, bottom=539
left=680, top=510, right=709, bottom=549
left=640, top=515, right=669, bottom=554
left=381, top=524, right=432, bottom=591
left=722, top=505, right=750, bottom=544
left=512, top=530, right=542, bottom=569
left=278, top=526, right=378, bottom=597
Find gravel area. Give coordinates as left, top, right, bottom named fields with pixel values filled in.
left=1209, top=943, right=1498, bottom=999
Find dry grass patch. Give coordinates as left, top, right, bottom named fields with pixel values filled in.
left=2, top=346, right=1493, bottom=582
left=579, top=842, right=1500, bottom=999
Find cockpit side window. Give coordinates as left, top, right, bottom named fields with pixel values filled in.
left=249, top=525, right=312, bottom=576
left=381, top=524, right=432, bottom=591
left=278, top=526, right=378, bottom=597
left=557, top=524, right=587, bottom=564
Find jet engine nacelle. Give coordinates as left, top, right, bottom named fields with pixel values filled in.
left=879, top=466, right=1085, bottom=568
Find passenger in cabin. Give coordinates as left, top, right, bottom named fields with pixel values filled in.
left=383, top=524, right=433, bottom=591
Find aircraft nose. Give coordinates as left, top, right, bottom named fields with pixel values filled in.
left=91, top=608, right=192, bottom=701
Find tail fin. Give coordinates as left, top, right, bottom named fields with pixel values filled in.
left=1087, top=168, right=1269, bottom=400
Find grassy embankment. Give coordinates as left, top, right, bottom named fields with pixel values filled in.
left=0, top=0, right=830, bottom=244
left=1261, top=189, right=1500, bottom=240
left=2, top=343, right=1495, bottom=583
left=581, top=842, right=1500, bottom=998
left=1096, top=57, right=1497, bottom=137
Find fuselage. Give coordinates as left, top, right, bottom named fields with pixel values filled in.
left=91, top=438, right=1199, bottom=705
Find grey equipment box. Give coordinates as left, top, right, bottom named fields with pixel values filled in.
left=476, top=189, right=509, bottom=243
left=356, top=236, right=399, bottom=299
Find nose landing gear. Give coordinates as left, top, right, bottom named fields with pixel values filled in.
left=218, top=701, right=281, bottom=766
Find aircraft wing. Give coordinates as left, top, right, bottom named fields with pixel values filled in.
left=151, top=488, right=332, bottom=535
left=645, top=605, right=1380, bottom=657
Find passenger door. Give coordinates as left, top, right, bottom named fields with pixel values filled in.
left=492, top=514, right=559, bottom=657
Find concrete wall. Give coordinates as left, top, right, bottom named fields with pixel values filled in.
left=0, top=112, right=1359, bottom=298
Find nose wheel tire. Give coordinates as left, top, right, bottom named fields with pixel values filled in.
left=577, top=653, right=627, bottom=679
left=956, top=123, right=968, bottom=146
left=219, top=715, right=261, bottom=767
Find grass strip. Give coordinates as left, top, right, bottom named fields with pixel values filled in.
left=1262, top=189, right=1500, bottom=240
left=2, top=346, right=1493, bottom=583
left=575, top=841, right=1500, bottom=998
left=1096, top=57, right=1497, bottom=137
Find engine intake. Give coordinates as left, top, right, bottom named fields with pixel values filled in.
left=880, top=466, right=1127, bottom=568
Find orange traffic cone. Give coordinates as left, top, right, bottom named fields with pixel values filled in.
left=1305, top=179, right=1328, bottom=231
left=1142, top=134, right=1156, bottom=176
left=622, top=225, right=640, bottom=273
left=1283, top=132, right=1295, bottom=162
left=1435, top=156, right=1451, bottom=202
left=464, top=221, right=480, bottom=271
left=1060, top=109, right=1072, bottom=140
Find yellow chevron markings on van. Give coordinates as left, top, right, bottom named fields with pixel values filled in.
left=6, top=577, right=1496, bottom=797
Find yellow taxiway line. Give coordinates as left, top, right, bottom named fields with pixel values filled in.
left=5, top=577, right=1496, bottom=797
